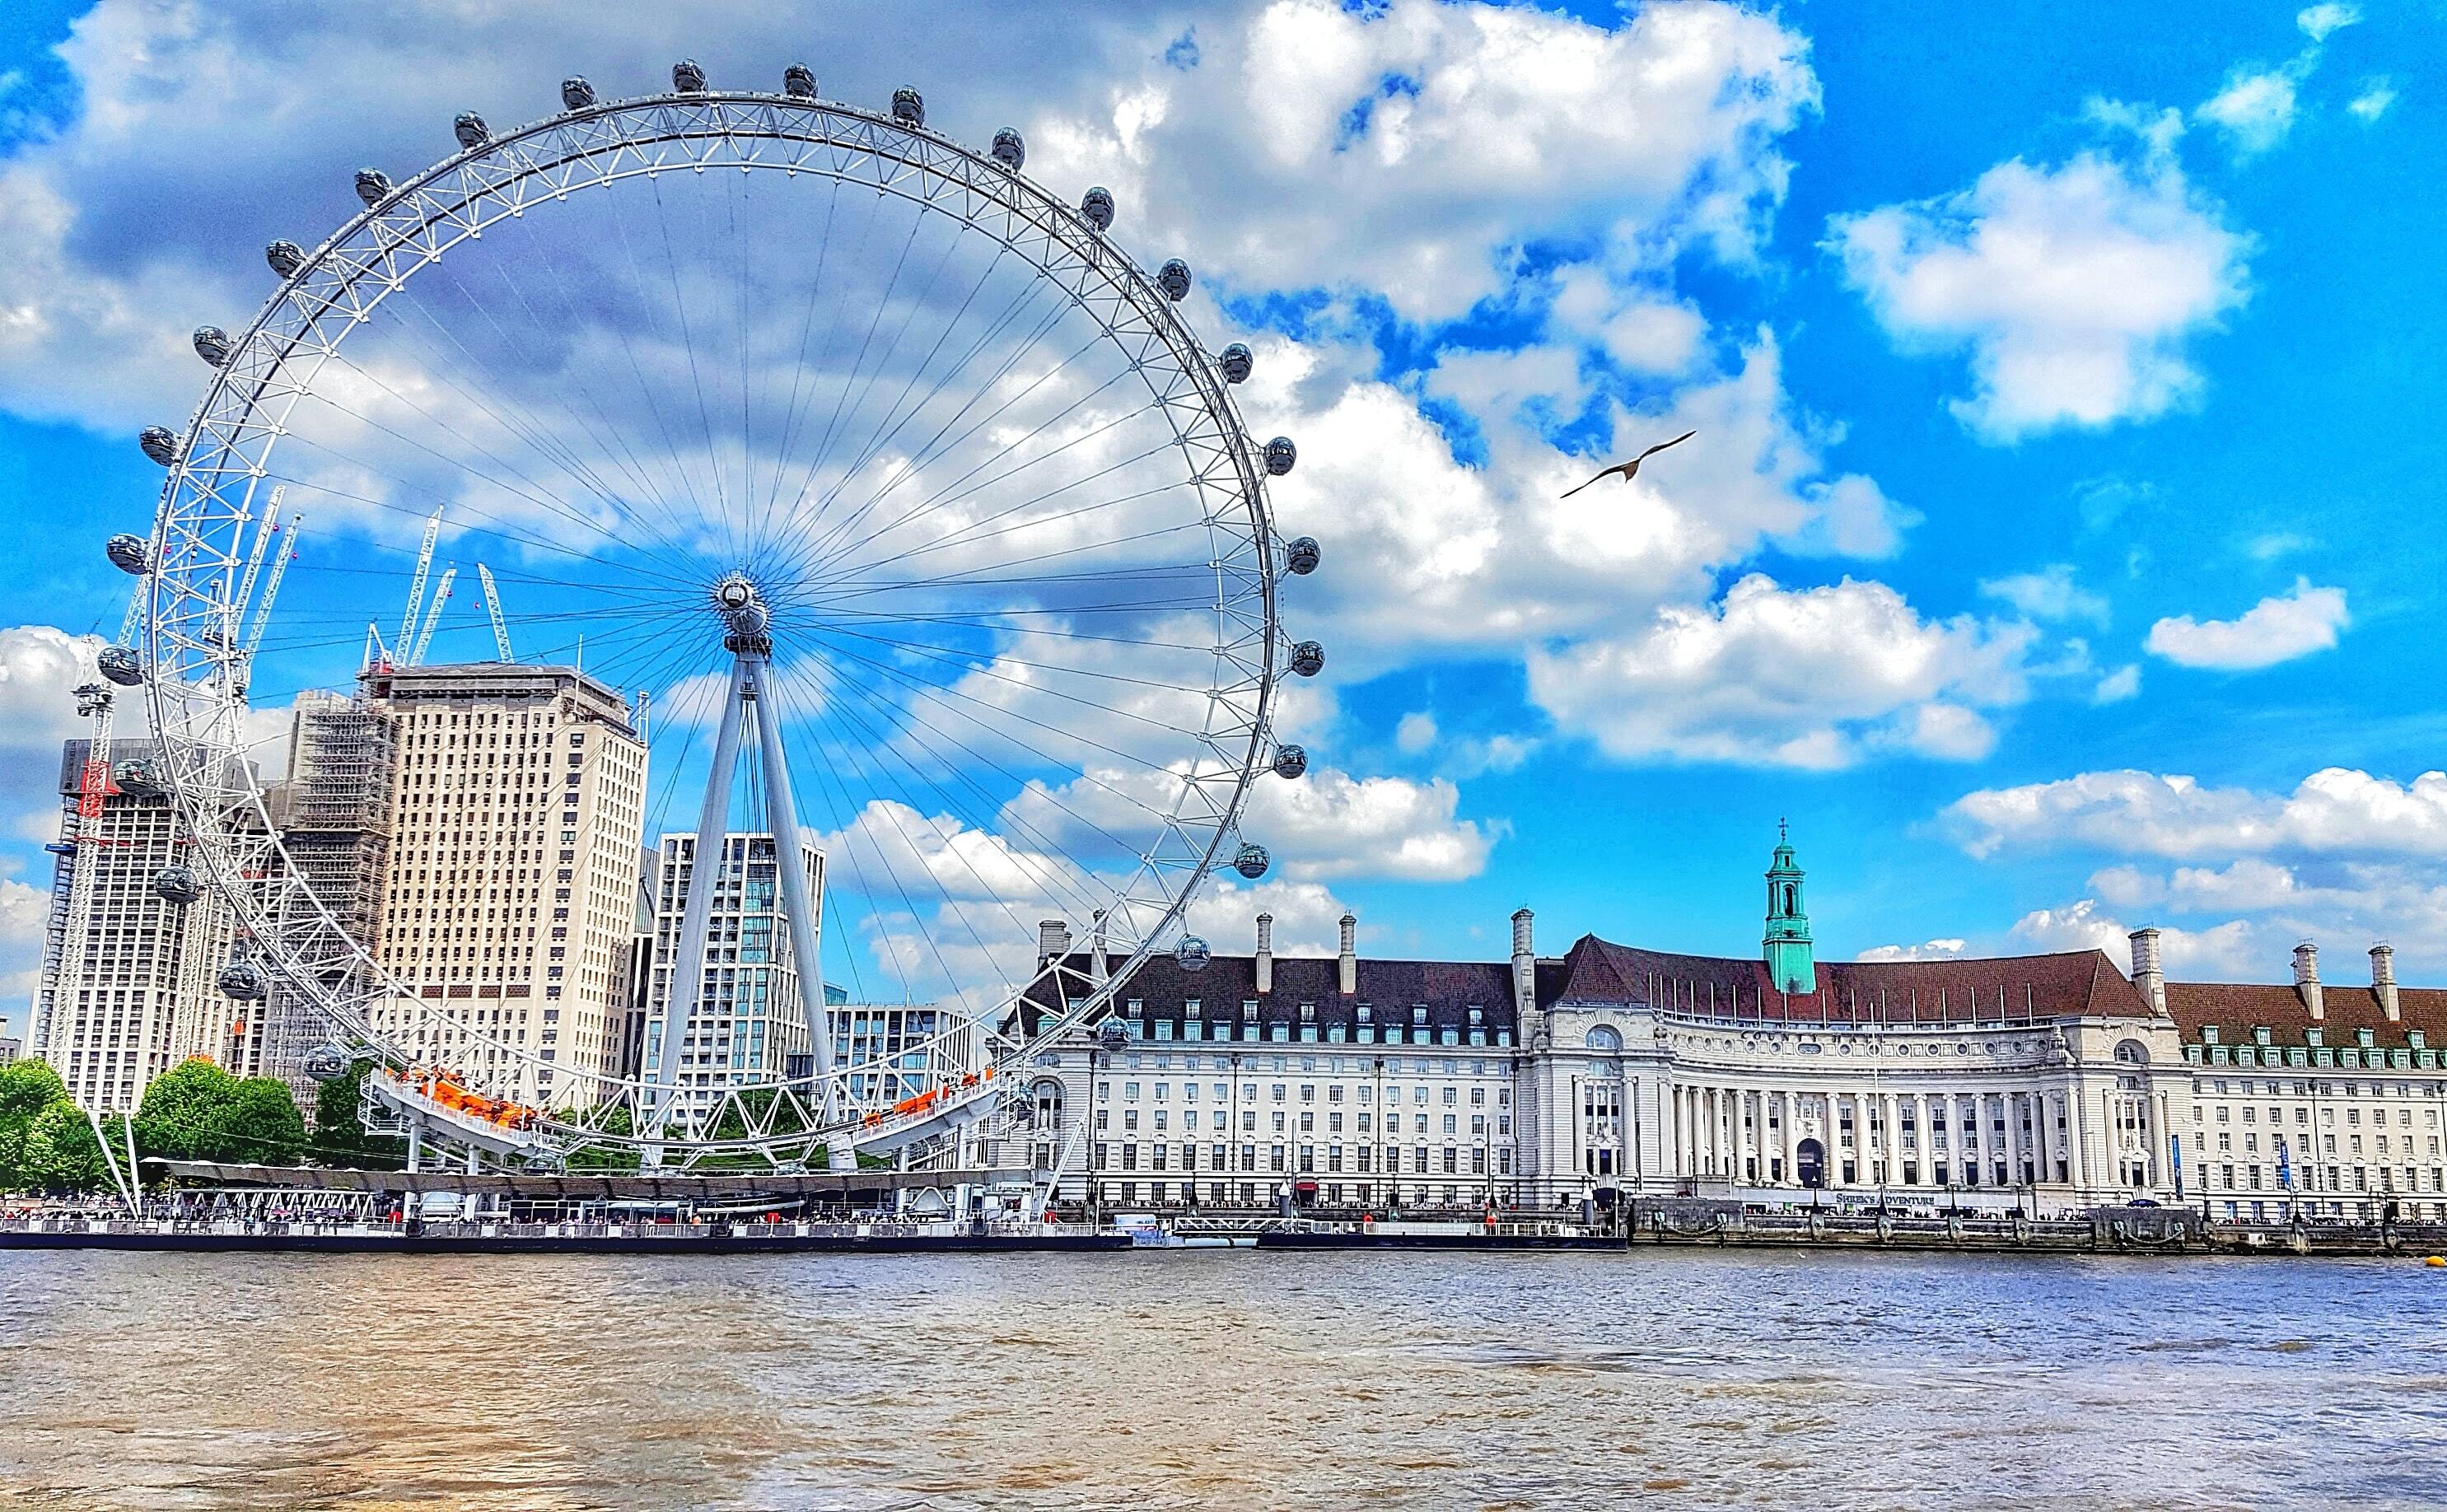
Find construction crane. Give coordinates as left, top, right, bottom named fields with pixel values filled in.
left=242, top=510, right=300, bottom=665
left=409, top=564, right=455, bottom=666
left=231, top=486, right=285, bottom=637
left=398, top=508, right=442, bottom=656
left=477, top=563, right=515, bottom=663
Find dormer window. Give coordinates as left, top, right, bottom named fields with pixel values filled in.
left=2412, top=1030, right=2428, bottom=1050
left=1299, top=1001, right=1315, bottom=1023
left=1241, top=999, right=1258, bottom=1019
left=2201, top=1026, right=2221, bottom=1045
left=2305, top=1027, right=2323, bottom=1047
left=2253, top=1026, right=2272, bottom=1047
left=1467, top=1006, right=1483, bottom=1024
left=1185, top=998, right=1202, bottom=1019
left=1355, top=1003, right=1372, bottom=1024
left=1412, top=1006, right=1428, bottom=1025
left=1126, top=998, right=1143, bottom=1018
left=2357, top=1028, right=2377, bottom=1048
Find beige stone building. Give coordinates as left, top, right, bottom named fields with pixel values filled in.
left=362, top=663, right=646, bottom=1108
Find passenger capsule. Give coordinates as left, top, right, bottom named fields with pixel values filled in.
left=152, top=865, right=202, bottom=907
left=1174, top=936, right=1212, bottom=973
left=1264, top=436, right=1298, bottom=477
left=783, top=64, right=817, bottom=99
left=138, top=427, right=180, bottom=466
left=562, top=76, right=596, bottom=110
left=353, top=168, right=390, bottom=208
left=673, top=59, right=706, bottom=93
left=454, top=111, right=488, bottom=148
left=96, top=646, right=143, bottom=687
left=1158, top=259, right=1192, bottom=301
left=192, top=325, right=232, bottom=367
left=105, top=534, right=152, bottom=575
left=991, top=127, right=1025, bottom=170
left=1081, top=186, right=1114, bottom=232
left=1284, top=535, right=1320, bottom=576
left=264, top=239, right=305, bottom=278
left=1233, top=842, right=1270, bottom=880
left=302, top=1043, right=352, bottom=1081
left=1096, top=1018, right=1132, bottom=1049
left=1220, top=343, right=1254, bottom=384
left=217, top=960, right=268, bottom=1001
left=1273, top=743, right=1309, bottom=780
left=892, top=86, right=925, bottom=127
left=1289, top=639, right=1324, bottom=677
left=114, top=758, right=163, bottom=797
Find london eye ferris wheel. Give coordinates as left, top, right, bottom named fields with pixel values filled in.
left=102, top=63, right=1320, bottom=1169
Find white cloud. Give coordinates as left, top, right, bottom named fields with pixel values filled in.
left=1525, top=573, right=2034, bottom=769
left=1254, top=330, right=1926, bottom=684
left=1037, top=0, right=1820, bottom=323
left=1979, top=563, right=2108, bottom=625
left=2297, top=4, right=2360, bottom=42
left=1009, top=760, right=1497, bottom=884
left=1394, top=712, right=1437, bottom=755
left=1946, top=766, right=2447, bottom=862
left=2198, top=67, right=2301, bottom=156
left=1856, top=937, right=1964, bottom=963
left=2348, top=78, right=2397, bottom=123
left=2008, top=898, right=2258, bottom=977
left=2091, top=663, right=2141, bottom=704
left=1828, top=135, right=2249, bottom=441
left=2144, top=577, right=2347, bottom=670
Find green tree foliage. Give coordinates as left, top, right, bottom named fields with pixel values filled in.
left=134, top=1057, right=306, bottom=1167
left=0, top=1058, right=73, bottom=1187
left=17, top=1102, right=108, bottom=1192
left=311, top=1058, right=405, bottom=1169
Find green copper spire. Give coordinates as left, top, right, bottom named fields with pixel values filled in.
left=1763, top=817, right=1815, bottom=995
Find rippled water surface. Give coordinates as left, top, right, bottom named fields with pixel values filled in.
left=2, top=1247, right=2443, bottom=1508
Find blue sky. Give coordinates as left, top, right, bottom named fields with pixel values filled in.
left=0, top=0, right=2440, bottom=1039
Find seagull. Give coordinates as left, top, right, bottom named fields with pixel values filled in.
left=1559, top=430, right=1696, bottom=498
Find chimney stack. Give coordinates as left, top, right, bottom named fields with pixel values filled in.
left=2293, top=940, right=2323, bottom=1021
left=1037, top=917, right=1072, bottom=968
left=1090, top=909, right=1109, bottom=986
left=2128, top=926, right=2166, bottom=1015
left=2371, top=941, right=2400, bottom=1022
left=1255, top=912, right=1274, bottom=994
left=1338, top=912, right=1357, bottom=996
left=1512, top=908, right=1536, bottom=1020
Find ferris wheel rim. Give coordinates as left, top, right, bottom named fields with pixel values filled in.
left=131, top=78, right=1296, bottom=1155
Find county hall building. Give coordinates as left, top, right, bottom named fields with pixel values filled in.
left=1014, top=830, right=2447, bottom=1224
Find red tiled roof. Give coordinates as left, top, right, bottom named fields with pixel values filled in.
left=2164, top=982, right=2447, bottom=1049
left=1550, top=935, right=2150, bottom=1024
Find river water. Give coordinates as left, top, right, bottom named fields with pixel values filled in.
left=0, top=1248, right=2440, bottom=1509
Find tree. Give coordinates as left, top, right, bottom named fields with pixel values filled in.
left=17, top=1103, right=108, bottom=1193
left=134, top=1057, right=308, bottom=1167
left=0, top=1058, right=73, bottom=1188
left=311, top=1058, right=404, bottom=1169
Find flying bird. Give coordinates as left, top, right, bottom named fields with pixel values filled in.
left=1559, top=430, right=1696, bottom=499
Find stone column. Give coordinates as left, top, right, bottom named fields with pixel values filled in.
left=2005, top=1090, right=2023, bottom=1186
left=2065, top=1090, right=2086, bottom=1191
left=1783, top=1091, right=1800, bottom=1185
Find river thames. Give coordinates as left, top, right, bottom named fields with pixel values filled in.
left=1, top=1248, right=2440, bottom=1508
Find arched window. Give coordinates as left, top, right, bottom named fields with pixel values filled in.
left=2113, top=1038, right=2150, bottom=1066
left=1585, top=1024, right=1623, bottom=1053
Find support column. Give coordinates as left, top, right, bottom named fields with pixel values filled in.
left=746, top=658, right=840, bottom=1105
left=1783, top=1091, right=1800, bottom=1184
left=651, top=656, right=750, bottom=1141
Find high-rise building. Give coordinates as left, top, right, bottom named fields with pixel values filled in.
left=362, top=663, right=647, bottom=1108
left=641, top=830, right=824, bottom=1122
left=31, top=739, right=235, bottom=1112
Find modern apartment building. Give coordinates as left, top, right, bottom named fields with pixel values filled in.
left=30, top=739, right=234, bottom=1112
left=640, top=830, right=824, bottom=1124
